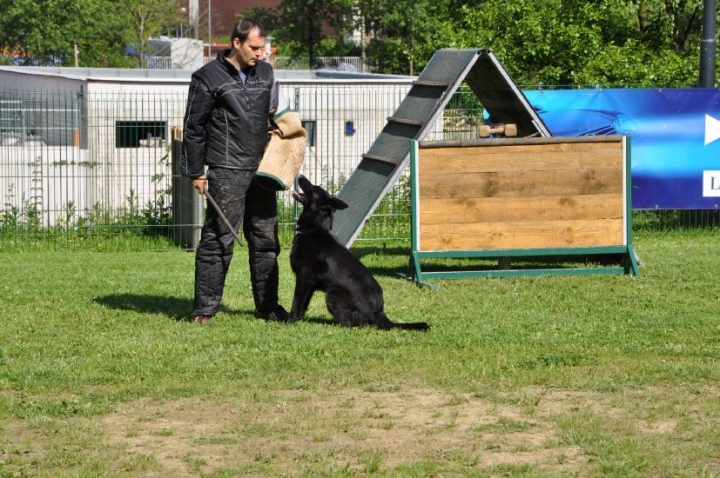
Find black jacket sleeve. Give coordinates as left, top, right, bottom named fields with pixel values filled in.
left=181, top=77, right=214, bottom=178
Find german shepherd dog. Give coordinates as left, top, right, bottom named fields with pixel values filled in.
left=288, top=175, right=429, bottom=331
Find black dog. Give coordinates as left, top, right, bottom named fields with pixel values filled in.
left=288, top=175, right=429, bottom=331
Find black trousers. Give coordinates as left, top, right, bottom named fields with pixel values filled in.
left=192, top=167, right=280, bottom=317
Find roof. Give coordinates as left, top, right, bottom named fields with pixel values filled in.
left=0, top=66, right=413, bottom=84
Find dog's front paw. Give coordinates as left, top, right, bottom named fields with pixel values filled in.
left=255, top=306, right=290, bottom=323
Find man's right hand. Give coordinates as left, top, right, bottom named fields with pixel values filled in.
left=189, top=175, right=207, bottom=195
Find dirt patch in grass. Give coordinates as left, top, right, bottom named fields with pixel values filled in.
left=99, top=388, right=591, bottom=476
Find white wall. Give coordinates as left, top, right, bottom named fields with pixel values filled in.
left=0, top=68, right=416, bottom=225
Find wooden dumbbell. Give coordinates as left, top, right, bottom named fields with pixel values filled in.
left=478, top=123, right=518, bottom=138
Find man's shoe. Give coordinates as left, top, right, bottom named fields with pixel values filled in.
left=255, top=305, right=290, bottom=322
left=193, top=315, right=213, bottom=324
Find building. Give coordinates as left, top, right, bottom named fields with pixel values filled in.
left=183, top=0, right=281, bottom=44
left=0, top=66, right=416, bottom=231
left=212, top=0, right=280, bottom=38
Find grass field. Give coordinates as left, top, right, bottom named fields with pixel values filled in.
left=1, top=230, right=719, bottom=477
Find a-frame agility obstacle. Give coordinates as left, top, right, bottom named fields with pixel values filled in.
left=330, top=48, right=639, bottom=284
left=331, top=48, right=551, bottom=247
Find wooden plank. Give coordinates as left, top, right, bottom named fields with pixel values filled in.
left=419, top=219, right=626, bottom=251
left=420, top=140, right=623, bottom=153
left=419, top=148, right=623, bottom=175
left=419, top=194, right=624, bottom=225
left=412, top=138, right=629, bottom=254
left=418, top=135, right=624, bottom=149
left=419, top=168, right=623, bottom=198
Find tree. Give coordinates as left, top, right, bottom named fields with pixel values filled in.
left=0, top=0, right=182, bottom=67
left=244, top=0, right=356, bottom=66
left=70, top=0, right=138, bottom=67
left=453, top=0, right=704, bottom=86
left=122, top=0, right=184, bottom=68
left=0, top=0, right=130, bottom=67
left=351, top=0, right=705, bottom=86
left=0, top=0, right=86, bottom=65
left=357, top=0, right=459, bottom=75
left=0, top=0, right=709, bottom=86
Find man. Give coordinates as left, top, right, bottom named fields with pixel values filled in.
left=181, top=18, right=289, bottom=324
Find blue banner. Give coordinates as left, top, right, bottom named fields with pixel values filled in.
left=523, top=88, right=720, bottom=209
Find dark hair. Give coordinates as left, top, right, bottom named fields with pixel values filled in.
left=230, top=18, right=267, bottom=43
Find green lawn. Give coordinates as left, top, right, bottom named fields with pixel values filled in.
left=1, top=230, right=718, bottom=476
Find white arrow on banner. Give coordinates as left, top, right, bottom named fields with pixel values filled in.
left=705, top=114, right=720, bottom=145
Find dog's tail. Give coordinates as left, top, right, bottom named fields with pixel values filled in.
left=377, top=313, right=430, bottom=331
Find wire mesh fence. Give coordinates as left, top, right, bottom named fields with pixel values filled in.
left=1, top=83, right=717, bottom=251
left=274, top=57, right=370, bottom=72
left=0, top=80, right=422, bottom=250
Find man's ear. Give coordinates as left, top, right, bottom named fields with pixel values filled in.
left=330, top=197, right=349, bottom=210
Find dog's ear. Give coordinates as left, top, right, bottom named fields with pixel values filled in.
left=329, top=197, right=349, bottom=210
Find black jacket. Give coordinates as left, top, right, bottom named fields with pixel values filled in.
left=181, top=50, right=275, bottom=177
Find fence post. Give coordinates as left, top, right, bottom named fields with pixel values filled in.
left=170, top=126, right=204, bottom=250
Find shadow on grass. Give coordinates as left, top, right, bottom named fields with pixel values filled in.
left=94, top=294, right=191, bottom=322
left=348, top=245, right=412, bottom=278
left=233, top=308, right=337, bottom=327
left=301, top=315, right=337, bottom=327
left=95, top=294, right=339, bottom=327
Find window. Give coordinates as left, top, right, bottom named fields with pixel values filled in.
left=116, top=121, right=166, bottom=148
left=301, top=120, right=316, bottom=147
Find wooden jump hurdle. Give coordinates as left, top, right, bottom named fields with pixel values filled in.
left=407, top=135, right=639, bottom=286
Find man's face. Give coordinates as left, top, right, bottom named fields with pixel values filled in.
left=233, top=28, right=265, bottom=69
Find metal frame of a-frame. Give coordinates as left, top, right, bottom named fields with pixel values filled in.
left=331, top=49, right=551, bottom=247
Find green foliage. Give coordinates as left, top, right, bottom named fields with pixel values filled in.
left=0, top=0, right=133, bottom=67
left=575, top=39, right=699, bottom=86
left=121, top=0, right=183, bottom=67
left=361, top=0, right=458, bottom=75
left=71, top=0, right=138, bottom=67
left=0, top=0, right=77, bottom=65
left=243, top=0, right=356, bottom=63
left=314, top=37, right=361, bottom=57
left=0, top=0, right=184, bottom=67
left=349, top=0, right=707, bottom=85
left=452, top=0, right=704, bottom=86
left=361, top=173, right=411, bottom=240
left=0, top=0, right=710, bottom=86
left=0, top=190, right=173, bottom=251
